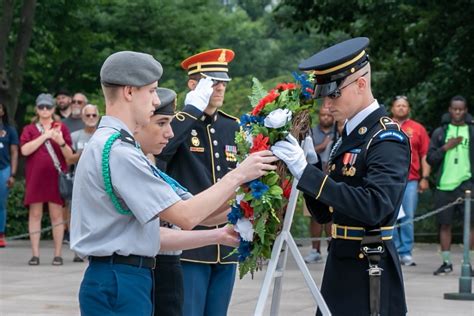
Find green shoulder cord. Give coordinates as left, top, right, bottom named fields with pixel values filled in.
left=102, top=132, right=132, bottom=215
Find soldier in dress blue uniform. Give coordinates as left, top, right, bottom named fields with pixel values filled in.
left=70, top=51, right=277, bottom=316
left=158, top=48, right=240, bottom=316
left=272, top=38, right=410, bottom=316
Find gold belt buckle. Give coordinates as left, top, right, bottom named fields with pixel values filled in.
left=331, top=224, right=337, bottom=239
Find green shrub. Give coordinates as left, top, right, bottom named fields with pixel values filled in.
left=6, top=179, right=53, bottom=240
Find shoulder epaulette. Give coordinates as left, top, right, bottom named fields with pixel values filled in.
left=119, top=129, right=137, bottom=147
left=366, top=117, right=407, bottom=152
left=218, top=110, right=240, bottom=123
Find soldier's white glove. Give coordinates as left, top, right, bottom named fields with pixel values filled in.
left=303, top=135, right=319, bottom=165
left=184, top=77, right=214, bottom=112
left=271, top=134, right=307, bottom=180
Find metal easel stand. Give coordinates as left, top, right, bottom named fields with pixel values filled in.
left=254, top=178, right=331, bottom=315
left=444, top=190, right=474, bottom=300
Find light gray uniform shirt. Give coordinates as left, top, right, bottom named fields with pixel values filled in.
left=70, top=116, right=182, bottom=258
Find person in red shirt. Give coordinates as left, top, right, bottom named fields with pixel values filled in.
left=391, top=95, right=431, bottom=266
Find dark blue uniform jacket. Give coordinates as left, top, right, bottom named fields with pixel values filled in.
left=300, top=107, right=410, bottom=316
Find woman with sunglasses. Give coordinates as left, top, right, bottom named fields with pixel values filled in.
left=19, top=93, right=73, bottom=266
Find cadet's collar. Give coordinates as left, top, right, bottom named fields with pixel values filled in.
left=199, top=111, right=218, bottom=124
left=98, top=116, right=134, bottom=137
left=345, top=100, right=380, bottom=136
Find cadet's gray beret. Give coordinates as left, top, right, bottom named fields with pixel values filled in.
left=35, top=93, right=55, bottom=106
left=154, top=88, right=176, bottom=115
left=100, top=51, right=163, bottom=87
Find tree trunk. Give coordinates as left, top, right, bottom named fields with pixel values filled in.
left=0, top=0, right=15, bottom=104
left=8, top=0, right=37, bottom=120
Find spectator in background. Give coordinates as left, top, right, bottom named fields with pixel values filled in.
left=304, top=106, right=334, bottom=263
left=391, top=95, right=431, bottom=266
left=62, top=93, right=86, bottom=133
left=428, top=95, right=474, bottom=275
left=0, top=103, right=19, bottom=247
left=55, top=89, right=72, bottom=119
left=69, top=104, right=100, bottom=165
left=20, top=93, right=73, bottom=266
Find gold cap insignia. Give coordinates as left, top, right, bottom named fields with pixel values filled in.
left=218, top=49, right=226, bottom=62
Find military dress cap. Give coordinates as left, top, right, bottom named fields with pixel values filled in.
left=181, top=48, right=235, bottom=82
left=154, top=87, right=177, bottom=116
left=36, top=93, right=55, bottom=106
left=299, top=37, right=370, bottom=98
left=100, top=51, right=163, bottom=87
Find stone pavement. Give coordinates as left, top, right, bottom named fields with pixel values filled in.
left=1, top=240, right=474, bottom=315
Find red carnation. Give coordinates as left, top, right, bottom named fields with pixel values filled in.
left=275, top=82, right=297, bottom=91
left=240, top=201, right=254, bottom=218
left=250, top=134, right=270, bottom=153
left=281, top=178, right=292, bottom=199
left=251, top=89, right=280, bottom=116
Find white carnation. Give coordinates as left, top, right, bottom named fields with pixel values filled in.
left=264, top=108, right=292, bottom=129
left=234, top=218, right=254, bottom=242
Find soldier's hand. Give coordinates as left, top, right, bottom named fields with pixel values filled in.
left=443, top=136, right=463, bottom=151
left=271, top=134, right=307, bottom=180
left=184, top=77, right=214, bottom=112
left=234, top=150, right=278, bottom=183
left=217, top=225, right=240, bottom=247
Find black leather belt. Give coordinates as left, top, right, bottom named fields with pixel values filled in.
left=89, top=254, right=156, bottom=269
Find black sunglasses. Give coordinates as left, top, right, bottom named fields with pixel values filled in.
left=327, top=72, right=369, bottom=99
left=394, top=95, right=408, bottom=101
left=85, top=114, right=98, bottom=118
left=37, top=104, right=54, bottom=110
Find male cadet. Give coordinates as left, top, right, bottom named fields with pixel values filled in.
left=158, top=48, right=239, bottom=316
left=70, top=51, right=277, bottom=316
left=272, top=38, right=410, bottom=315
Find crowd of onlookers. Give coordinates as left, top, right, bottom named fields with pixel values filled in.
left=0, top=90, right=100, bottom=266
left=304, top=94, right=473, bottom=276
left=0, top=92, right=472, bottom=275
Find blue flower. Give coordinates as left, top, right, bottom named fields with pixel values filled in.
left=227, top=205, right=243, bottom=225
left=249, top=180, right=269, bottom=200
left=238, top=239, right=252, bottom=262
left=240, top=114, right=264, bottom=129
left=292, top=71, right=313, bottom=100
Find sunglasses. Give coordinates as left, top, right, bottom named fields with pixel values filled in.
left=394, top=95, right=408, bottom=101
left=37, top=104, right=54, bottom=110
left=85, top=114, right=98, bottom=118
left=72, top=99, right=85, bottom=105
left=327, top=72, right=369, bottom=99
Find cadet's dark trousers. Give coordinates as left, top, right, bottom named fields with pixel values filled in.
left=182, top=261, right=236, bottom=316
left=79, top=260, right=153, bottom=316
left=153, top=255, right=183, bottom=316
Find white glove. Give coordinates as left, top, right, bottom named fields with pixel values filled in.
left=184, top=77, right=214, bottom=112
left=271, top=134, right=307, bottom=180
left=303, top=135, right=319, bottom=165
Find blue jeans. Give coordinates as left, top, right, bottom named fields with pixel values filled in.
left=182, top=262, right=236, bottom=316
left=0, top=166, right=10, bottom=233
left=393, top=180, right=418, bottom=257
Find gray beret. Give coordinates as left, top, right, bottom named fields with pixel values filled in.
left=154, top=87, right=176, bottom=115
left=100, top=51, right=163, bottom=87
left=35, top=93, right=55, bottom=106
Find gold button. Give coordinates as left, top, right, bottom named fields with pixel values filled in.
left=358, top=253, right=364, bottom=259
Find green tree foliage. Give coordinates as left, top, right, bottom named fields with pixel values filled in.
left=274, top=0, right=474, bottom=130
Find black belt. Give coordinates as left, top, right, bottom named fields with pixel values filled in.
left=89, top=254, right=156, bottom=269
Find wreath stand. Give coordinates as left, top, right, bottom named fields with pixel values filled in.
left=254, top=170, right=331, bottom=315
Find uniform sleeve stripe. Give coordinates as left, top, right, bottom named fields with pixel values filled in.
left=315, top=175, right=329, bottom=200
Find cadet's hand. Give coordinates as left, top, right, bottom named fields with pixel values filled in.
left=303, top=135, right=319, bottom=165
left=443, top=136, right=463, bottom=151
left=271, top=134, right=307, bottom=180
left=184, top=77, right=214, bottom=112
left=216, top=225, right=240, bottom=247
left=234, top=150, right=278, bottom=183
